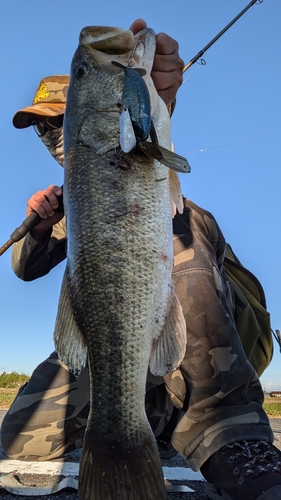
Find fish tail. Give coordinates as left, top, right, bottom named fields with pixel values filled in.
left=78, top=435, right=167, bottom=500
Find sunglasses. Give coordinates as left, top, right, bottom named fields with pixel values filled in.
left=32, top=114, right=64, bottom=137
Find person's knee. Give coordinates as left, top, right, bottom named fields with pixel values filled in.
left=1, top=419, right=28, bottom=460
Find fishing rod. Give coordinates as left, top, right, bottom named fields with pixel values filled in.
left=183, top=0, right=263, bottom=73
left=0, top=189, right=64, bottom=257
left=0, top=212, right=42, bottom=256
left=0, top=1, right=264, bottom=256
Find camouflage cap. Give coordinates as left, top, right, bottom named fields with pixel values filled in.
left=13, top=75, right=70, bottom=129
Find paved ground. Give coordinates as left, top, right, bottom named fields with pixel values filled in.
left=0, top=409, right=280, bottom=500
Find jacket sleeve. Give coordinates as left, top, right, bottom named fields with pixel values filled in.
left=11, top=218, right=67, bottom=281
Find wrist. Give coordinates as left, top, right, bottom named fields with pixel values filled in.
left=30, top=226, right=52, bottom=244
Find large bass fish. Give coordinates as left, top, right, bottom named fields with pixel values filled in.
left=54, top=25, right=190, bottom=500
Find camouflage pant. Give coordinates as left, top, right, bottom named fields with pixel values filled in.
left=1, top=353, right=176, bottom=462
left=1, top=199, right=273, bottom=469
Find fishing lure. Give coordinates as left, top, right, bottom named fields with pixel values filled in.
left=112, top=61, right=151, bottom=152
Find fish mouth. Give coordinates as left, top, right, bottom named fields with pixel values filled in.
left=78, top=26, right=156, bottom=67
left=79, top=26, right=135, bottom=54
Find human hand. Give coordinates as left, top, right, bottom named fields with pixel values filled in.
left=130, top=19, right=184, bottom=105
left=26, top=185, right=63, bottom=238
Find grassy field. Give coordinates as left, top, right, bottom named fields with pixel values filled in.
left=0, top=388, right=18, bottom=408
left=1, top=393, right=281, bottom=415
left=0, top=372, right=29, bottom=408
left=0, top=373, right=281, bottom=416
left=263, top=398, right=281, bottom=417
left=0, top=371, right=30, bottom=389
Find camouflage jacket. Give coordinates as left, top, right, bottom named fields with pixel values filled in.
left=11, top=218, right=67, bottom=281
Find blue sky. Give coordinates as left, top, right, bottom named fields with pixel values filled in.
left=0, top=0, right=280, bottom=392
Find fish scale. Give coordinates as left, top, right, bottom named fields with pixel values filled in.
left=54, top=25, right=188, bottom=500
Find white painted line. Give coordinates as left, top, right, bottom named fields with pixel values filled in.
left=0, top=474, right=79, bottom=496
left=0, top=459, right=204, bottom=481
left=0, top=473, right=196, bottom=495
left=0, top=460, right=79, bottom=476
left=163, top=466, right=204, bottom=481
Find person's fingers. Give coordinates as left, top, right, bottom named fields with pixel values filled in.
left=26, top=185, right=62, bottom=219
left=128, top=24, right=184, bottom=105
left=43, top=185, right=62, bottom=210
left=129, top=18, right=147, bottom=34
left=152, top=33, right=184, bottom=105
left=151, top=65, right=183, bottom=105
left=155, top=32, right=179, bottom=57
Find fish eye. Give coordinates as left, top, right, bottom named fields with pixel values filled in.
left=73, top=62, right=89, bottom=79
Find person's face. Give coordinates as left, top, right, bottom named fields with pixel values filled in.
left=34, top=115, right=65, bottom=166
left=32, top=114, right=64, bottom=137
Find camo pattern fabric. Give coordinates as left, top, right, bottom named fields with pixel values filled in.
left=13, top=75, right=69, bottom=129
left=1, top=199, right=273, bottom=466
left=169, top=199, right=273, bottom=470
left=1, top=353, right=173, bottom=461
left=1, top=352, right=89, bottom=461
left=31, top=76, right=69, bottom=106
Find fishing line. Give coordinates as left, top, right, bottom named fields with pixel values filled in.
left=184, top=126, right=281, bottom=155
left=179, top=1, right=274, bottom=157
left=0, top=0, right=267, bottom=256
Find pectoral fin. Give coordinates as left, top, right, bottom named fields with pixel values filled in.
left=169, top=170, right=184, bottom=217
left=149, top=286, right=187, bottom=376
left=137, top=140, right=191, bottom=173
left=53, top=267, right=88, bottom=375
